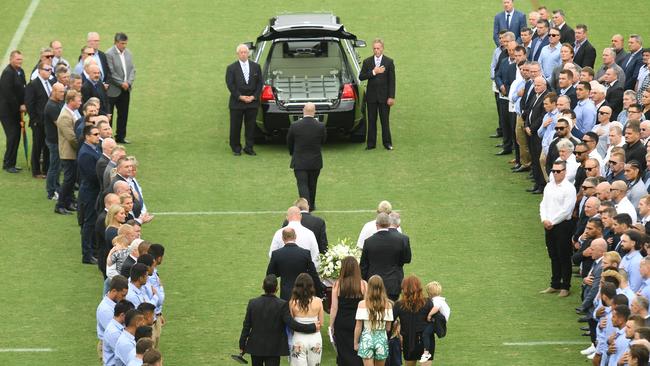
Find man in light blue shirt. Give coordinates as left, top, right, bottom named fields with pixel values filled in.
left=115, top=309, right=144, bottom=366
left=538, top=27, right=562, bottom=80
left=574, top=81, right=597, bottom=138
left=147, top=244, right=166, bottom=347
left=103, top=300, right=134, bottom=366
left=592, top=282, right=617, bottom=364
left=125, top=263, right=150, bottom=309
left=96, top=276, right=129, bottom=354
left=605, top=305, right=630, bottom=366
left=638, top=257, right=650, bottom=302
left=619, top=231, right=644, bottom=292
left=537, top=93, right=559, bottom=156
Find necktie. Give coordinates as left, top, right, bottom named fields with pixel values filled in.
left=44, top=81, right=51, bottom=97
left=131, top=186, right=141, bottom=202
left=574, top=41, right=581, bottom=54
left=625, top=53, right=634, bottom=69
left=506, top=13, right=511, bottom=28
left=132, top=181, right=143, bottom=203
left=243, top=63, right=249, bottom=84
left=375, top=58, right=380, bottom=67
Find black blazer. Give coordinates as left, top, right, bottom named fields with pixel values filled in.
left=525, top=91, right=548, bottom=134
left=624, top=140, right=647, bottom=171
left=605, top=82, right=624, bottom=118
left=0, top=65, right=26, bottom=119
left=559, top=85, right=578, bottom=109
left=77, top=142, right=101, bottom=201
left=225, top=60, right=263, bottom=110
left=495, top=59, right=517, bottom=94
left=359, top=55, right=396, bottom=103
left=287, top=116, right=326, bottom=170
left=574, top=40, right=596, bottom=69
left=360, top=230, right=412, bottom=298
left=282, top=212, right=328, bottom=253
left=81, top=79, right=110, bottom=115
left=266, top=243, right=321, bottom=301
left=622, top=51, right=644, bottom=90
left=239, top=294, right=317, bottom=356
left=559, top=24, right=575, bottom=45
left=96, top=154, right=110, bottom=184
left=24, top=77, right=51, bottom=127
left=97, top=50, right=112, bottom=84
left=120, top=255, right=136, bottom=278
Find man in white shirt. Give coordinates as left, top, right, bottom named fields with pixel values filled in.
left=611, top=180, right=638, bottom=223
left=539, top=160, right=577, bottom=297
left=357, top=200, right=402, bottom=248
left=269, top=206, right=319, bottom=267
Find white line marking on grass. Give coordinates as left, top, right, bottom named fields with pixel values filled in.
left=155, top=209, right=379, bottom=216
left=1, top=0, right=40, bottom=69
left=0, top=348, right=53, bottom=352
left=503, top=341, right=587, bottom=346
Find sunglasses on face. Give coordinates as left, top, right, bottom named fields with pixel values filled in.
left=555, top=126, right=566, bottom=131
left=551, top=169, right=565, bottom=173
left=43, top=55, right=54, bottom=58
left=550, top=34, right=560, bottom=37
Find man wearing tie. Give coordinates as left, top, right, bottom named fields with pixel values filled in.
left=25, top=62, right=53, bottom=178
left=105, top=33, right=136, bottom=144
left=359, top=38, right=396, bottom=150
left=225, top=44, right=263, bottom=156
left=492, top=0, right=527, bottom=46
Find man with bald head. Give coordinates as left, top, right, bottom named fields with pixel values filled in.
left=287, top=102, right=327, bottom=211
left=525, top=76, right=549, bottom=193
left=44, top=82, right=65, bottom=200
left=596, top=182, right=611, bottom=201
left=226, top=44, right=263, bottom=156
left=81, top=64, right=110, bottom=116
left=612, top=34, right=629, bottom=66
left=579, top=237, right=607, bottom=344
left=267, top=227, right=322, bottom=301
left=269, top=206, right=319, bottom=267
left=611, top=180, right=638, bottom=222
left=86, top=32, right=110, bottom=83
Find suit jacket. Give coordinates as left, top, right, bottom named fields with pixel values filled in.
left=239, top=294, right=317, bottom=356
left=573, top=39, right=596, bottom=68
left=360, top=230, right=412, bottom=298
left=105, top=45, right=136, bottom=98
left=529, top=35, right=549, bottom=61
left=96, top=154, right=110, bottom=184
left=24, top=77, right=51, bottom=127
left=558, top=85, right=578, bottom=109
left=282, top=212, right=328, bottom=254
left=77, top=142, right=101, bottom=202
left=56, top=107, right=78, bottom=160
left=225, top=60, right=263, bottom=110
left=519, top=80, right=534, bottom=113
left=559, top=23, right=575, bottom=45
left=120, top=255, right=136, bottom=278
left=359, top=55, right=396, bottom=103
left=81, top=79, right=110, bottom=115
left=96, top=50, right=111, bottom=84
left=615, top=49, right=629, bottom=67
left=492, top=10, right=527, bottom=45
left=622, top=51, right=644, bottom=90
left=525, top=91, right=548, bottom=135
left=287, top=116, right=326, bottom=170
left=605, top=81, right=625, bottom=117
left=266, top=243, right=321, bottom=301
left=581, top=259, right=603, bottom=313
left=495, top=58, right=517, bottom=94
left=0, top=65, right=26, bottom=119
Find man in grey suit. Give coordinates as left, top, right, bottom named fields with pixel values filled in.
left=105, top=33, right=135, bottom=144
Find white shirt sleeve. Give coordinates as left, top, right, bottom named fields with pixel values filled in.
left=269, top=230, right=283, bottom=257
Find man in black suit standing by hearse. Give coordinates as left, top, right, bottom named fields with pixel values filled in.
left=226, top=44, right=263, bottom=156
left=359, top=38, right=396, bottom=150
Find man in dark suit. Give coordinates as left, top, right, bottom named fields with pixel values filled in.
left=282, top=197, right=328, bottom=253
left=529, top=20, right=549, bottom=61
left=25, top=62, right=53, bottom=178
left=96, top=138, right=115, bottom=185
left=551, top=9, right=574, bottom=45
left=359, top=38, right=396, bottom=150
left=492, top=0, right=527, bottom=46
left=573, top=24, right=596, bottom=68
left=287, top=103, right=326, bottom=210
left=266, top=227, right=321, bottom=301
left=86, top=32, right=111, bottom=84
left=494, top=41, right=518, bottom=155
left=524, top=76, right=549, bottom=194
left=226, top=44, right=263, bottom=156
left=81, top=64, right=110, bottom=116
left=557, top=70, right=577, bottom=108
left=239, top=274, right=319, bottom=366
left=0, top=50, right=27, bottom=173
left=622, top=35, right=644, bottom=91
left=360, top=213, right=412, bottom=301
left=603, top=68, right=624, bottom=117
left=78, top=125, right=101, bottom=264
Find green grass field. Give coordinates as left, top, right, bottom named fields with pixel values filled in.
left=1, top=1, right=649, bottom=365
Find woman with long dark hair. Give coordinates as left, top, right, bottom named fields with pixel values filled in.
left=289, top=273, right=324, bottom=366
left=393, top=275, right=434, bottom=365
left=330, top=256, right=367, bottom=366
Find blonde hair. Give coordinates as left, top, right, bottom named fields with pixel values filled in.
left=377, top=200, right=392, bottom=214
left=426, top=281, right=442, bottom=297
left=105, top=204, right=124, bottom=226
left=119, top=193, right=132, bottom=204
left=602, top=269, right=623, bottom=284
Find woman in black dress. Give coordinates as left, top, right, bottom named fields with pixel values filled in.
left=329, top=256, right=367, bottom=366
left=393, top=275, right=434, bottom=366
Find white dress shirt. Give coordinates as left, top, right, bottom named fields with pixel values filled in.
left=615, top=196, right=638, bottom=223
left=356, top=220, right=402, bottom=248
left=269, top=220, right=319, bottom=267
left=539, top=177, right=576, bottom=225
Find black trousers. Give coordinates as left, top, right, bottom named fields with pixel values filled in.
left=229, top=108, right=256, bottom=152
left=57, top=159, right=76, bottom=208
left=366, top=101, right=391, bottom=148
left=251, top=356, right=280, bottom=366
left=497, top=98, right=513, bottom=151
left=30, top=122, right=49, bottom=175
left=109, top=90, right=130, bottom=141
left=79, top=191, right=98, bottom=261
left=294, top=169, right=320, bottom=209
left=544, top=220, right=573, bottom=290
left=529, top=134, right=545, bottom=188
left=1, top=115, right=21, bottom=169
left=493, top=91, right=502, bottom=135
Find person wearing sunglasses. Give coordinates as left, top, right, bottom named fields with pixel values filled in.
left=78, top=125, right=102, bottom=265
left=29, top=47, right=56, bottom=82
left=24, top=62, right=54, bottom=179
left=539, top=160, right=576, bottom=297
left=539, top=27, right=562, bottom=80
left=607, top=152, right=627, bottom=183
left=73, top=46, right=95, bottom=76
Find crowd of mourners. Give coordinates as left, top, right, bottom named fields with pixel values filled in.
left=239, top=199, right=449, bottom=366
left=491, top=2, right=650, bottom=365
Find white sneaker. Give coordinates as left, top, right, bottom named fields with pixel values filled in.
left=580, top=344, right=596, bottom=355
left=587, top=352, right=596, bottom=360
left=419, top=353, right=432, bottom=363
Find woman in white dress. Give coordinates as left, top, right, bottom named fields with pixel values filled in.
left=289, top=273, right=324, bottom=366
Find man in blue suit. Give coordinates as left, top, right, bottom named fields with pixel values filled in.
left=78, top=125, right=101, bottom=264
left=622, top=35, right=644, bottom=90
left=493, top=0, right=527, bottom=46
left=529, top=20, right=550, bottom=61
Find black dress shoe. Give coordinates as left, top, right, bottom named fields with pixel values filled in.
left=531, top=189, right=544, bottom=194
left=82, top=257, right=98, bottom=265
left=365, top=146, right=376, bottom=150
left=495, top=150, right=512, bottom=155
left=511, top=164, right=522, bottom=170
left=54, top=207, right=71, bottom=215
left=384, top=145, right=393, bottom=150
left=489, top=133, right=503, bottom=138
left=116, top=139, right=131, bottom=144
left=65, top=204, right=77, bottom=212
left=575, top=307, right=586, bottom=314
left=580, top=326, right=589, bottom=331
left=525, top=186, right=539, bottom=192
left=495, top=144, right=503, bottom=148
left=581, top=331, right=591, bottom=336
left=578, top=316, right=589, bottom=323
left=5, top=167, right=20, bottom=173
left=233, top=151, right=241, bottom=156
left=14, top=166, right=22, bottom=170
left=512, top=166, right=531, bottom=173
left=243, top=148, right=257, bottom=156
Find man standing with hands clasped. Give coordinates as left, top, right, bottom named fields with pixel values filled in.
left=287, top=102, right=326, bottom=211
left=360, top=38, right=396, bottom=150
left=226, top=44, right=263, bottom=156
